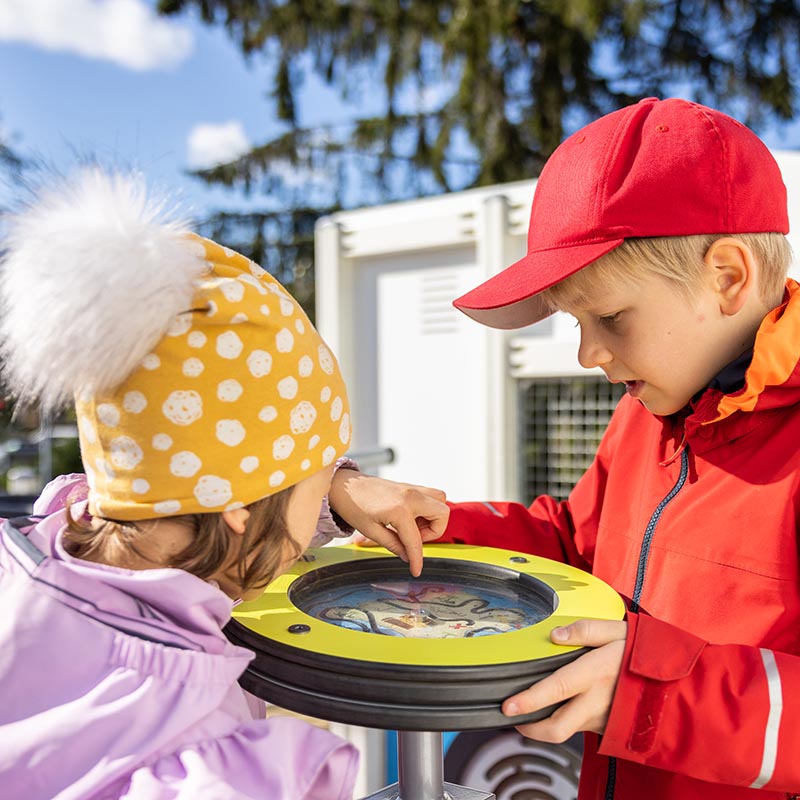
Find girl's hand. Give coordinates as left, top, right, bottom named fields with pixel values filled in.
left=503, top=619, right=627, bottom=741
left=328, top=470, right=449, bottom=577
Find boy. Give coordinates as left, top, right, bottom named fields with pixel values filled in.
left=441, top=98, right=800, bottom=798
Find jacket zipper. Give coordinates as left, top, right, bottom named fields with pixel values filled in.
left=604, top=446, right=690, bottom=799
left=630, top=446, right=690, bottom=613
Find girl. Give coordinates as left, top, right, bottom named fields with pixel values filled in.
left=0, top=169, right=448, bottom=800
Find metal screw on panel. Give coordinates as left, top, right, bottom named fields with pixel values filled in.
left=509, top=556, right=529, bottom=563
left=288, top=624, right=311, bottom=634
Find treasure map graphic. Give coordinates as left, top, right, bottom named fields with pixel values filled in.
left=298, top=575, right=552, bottom=639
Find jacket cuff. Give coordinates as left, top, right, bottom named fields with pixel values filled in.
left=600, top=613, right=706, bottom=757
left=310, top=457, right=360, bottom=547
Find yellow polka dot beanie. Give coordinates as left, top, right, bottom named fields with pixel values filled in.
left=0, top=168, right=351, bottom=519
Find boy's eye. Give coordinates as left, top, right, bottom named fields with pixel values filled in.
left=599, top=312, right=622, bottom=326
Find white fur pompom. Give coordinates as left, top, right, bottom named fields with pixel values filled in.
left=0, top=168, right=208, bottom=412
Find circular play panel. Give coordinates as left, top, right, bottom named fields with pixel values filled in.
left=226, top=543, right=625, bottom=731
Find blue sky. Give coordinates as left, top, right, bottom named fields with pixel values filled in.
left=0, top=0, right=362, bottom=218
left=2, top=0, right=800, bottom=222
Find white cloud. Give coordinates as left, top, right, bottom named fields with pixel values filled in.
left=187, top=121, right=251, bottom=169
left=0, top=0, right=193, bottom=71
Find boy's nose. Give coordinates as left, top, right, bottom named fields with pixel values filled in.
left=577, top=330, right=613, bottom=370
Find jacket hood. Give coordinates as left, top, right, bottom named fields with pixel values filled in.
left=18, top=474, right=242, bottom=656
left=708, top=278, right=800, bottom=423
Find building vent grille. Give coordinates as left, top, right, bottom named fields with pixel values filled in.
left=519, top=377, right=625, bottom=502
left=420, top=272, right=461, bottom=335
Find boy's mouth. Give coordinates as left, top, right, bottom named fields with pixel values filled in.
left=624, top=380, right=643, bottom=397
left=606, top=375, right=645, bottom=398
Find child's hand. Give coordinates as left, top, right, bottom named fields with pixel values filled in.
left=502, top=619, right=627, bottom=741
left=328, top=470, right=449, bottom=577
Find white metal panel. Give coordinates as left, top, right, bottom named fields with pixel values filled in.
left=334, top=180, right=533, bottom=259
left=373, top=250, right=491, bottom=500
left=478, top=195, right=521, bottom=501
left=777, top=151, right=800, bottom=281
left=318, top=184, right=534, bottom=503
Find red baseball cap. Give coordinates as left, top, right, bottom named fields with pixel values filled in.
left=453, top=97, right=789, bottom=329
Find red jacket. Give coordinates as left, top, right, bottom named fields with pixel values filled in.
left=443, top=279, right=800, bottom=799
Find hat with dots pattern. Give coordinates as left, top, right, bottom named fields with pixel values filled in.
left=0, top=169, right=350, bottom=519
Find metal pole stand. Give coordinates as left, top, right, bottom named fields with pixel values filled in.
left=362, top=731, right=494, bottom=800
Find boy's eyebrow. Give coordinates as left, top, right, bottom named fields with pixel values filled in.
left=566, top=300, right=625, bottom=316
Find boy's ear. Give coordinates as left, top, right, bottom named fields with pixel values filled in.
left=703, top=237, right=756, bottom=316
left=222, top=507, right=251, bottom=535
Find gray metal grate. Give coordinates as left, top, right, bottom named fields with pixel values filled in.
left=519, top=377, right=625, bottom=502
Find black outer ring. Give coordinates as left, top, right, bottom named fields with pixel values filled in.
left=225, top=556, right=587, bottom=730
left=226, top=621, right=585, bottom=707
left=235, top=659, right=568, bottom=731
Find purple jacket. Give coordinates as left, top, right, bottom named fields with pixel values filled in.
left=0, top=475, right=358, bottom=799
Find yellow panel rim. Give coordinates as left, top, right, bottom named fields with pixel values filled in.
left=233, top=543, right=625, bottom=667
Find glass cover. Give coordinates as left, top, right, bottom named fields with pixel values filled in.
left=291, top=562, right=554, bottom=639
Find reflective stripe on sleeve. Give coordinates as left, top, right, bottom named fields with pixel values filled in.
left=481, top=502, right=503, bottom=516
left=750, top=649, right=783, bottom=789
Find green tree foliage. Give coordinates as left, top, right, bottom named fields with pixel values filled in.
left=0, top=125, right=22, bottom=175
left=0, top=115, right=24, bottom=214
left=0, top=139, right=22, bottom=180
left=158, top=0, right=800, bottom=312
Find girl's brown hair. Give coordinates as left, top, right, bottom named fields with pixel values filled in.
left=64, top=486, right=298, bottom=593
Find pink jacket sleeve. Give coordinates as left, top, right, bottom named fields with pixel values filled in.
left=32, top=473, right=89, bottom=516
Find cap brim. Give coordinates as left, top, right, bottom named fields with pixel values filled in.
left=453, top=238, right=624, bottom=329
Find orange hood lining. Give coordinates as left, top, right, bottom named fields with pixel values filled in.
left=710, top=278, right=800, bottom=424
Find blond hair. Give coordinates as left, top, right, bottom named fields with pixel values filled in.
left=541, top=233, right=792, bottom=313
